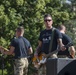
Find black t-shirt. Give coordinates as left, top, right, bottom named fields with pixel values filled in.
left=10, top=36, right=31, bottom=59
left=38, top=28, right=62, bottom=54
left=57, top=33, right=73, bottom=56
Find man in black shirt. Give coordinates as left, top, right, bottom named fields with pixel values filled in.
left=34, top=14, right=65, bottom=75
left=57, top=25, right=75, bottom=58
left=0, top=26, right=33, bottom=75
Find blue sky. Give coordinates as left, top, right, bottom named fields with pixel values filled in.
left=66, top=0, right=71, bottom=4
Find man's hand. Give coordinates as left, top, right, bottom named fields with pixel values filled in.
left=60, top=45, right=66, bottom=51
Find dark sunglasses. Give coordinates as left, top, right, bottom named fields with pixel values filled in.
left=44, top=19, right=52, bottom=22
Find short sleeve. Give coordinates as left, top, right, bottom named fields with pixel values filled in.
left=10, top=39, right=16, bottom=47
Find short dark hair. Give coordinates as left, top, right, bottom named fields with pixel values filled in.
left=44, top=14, right=52, bottom=19
left=16, top=26, right=24, bottom=33
left=57, top=25, right=66, bottom=30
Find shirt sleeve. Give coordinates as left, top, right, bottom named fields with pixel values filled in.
left=24, top=38, right=32, bottom=49
left=63, top=34, right=73, bottom=46
left=27, top=41, right=31, bottom=49
left=10, top=39, right=16, bottom=47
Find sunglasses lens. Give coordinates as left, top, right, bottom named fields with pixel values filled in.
left=44, top=19, right=52, bottom=22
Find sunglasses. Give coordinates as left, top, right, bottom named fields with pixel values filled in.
left=44, top=19, right=52, bottom=22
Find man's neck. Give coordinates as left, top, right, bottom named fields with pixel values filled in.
left=60, top=30, right=65, bottom=34
left=46, top=26, right=53, bottom=30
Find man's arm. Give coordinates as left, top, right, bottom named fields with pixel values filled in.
left=0, top=46, right=15, bottom=55
left=28, top=47, right=33, bottom=54
left=69, top=46, right=75, bottom=58
left=57, top=38, right=66, bottom=51
left=34, top=40, right=42, bottom=57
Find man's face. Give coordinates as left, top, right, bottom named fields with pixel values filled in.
left=44, top=16, right=53, bottom=29
left=16, top=30, right=20, bottom=37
